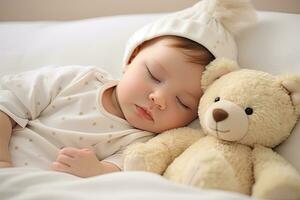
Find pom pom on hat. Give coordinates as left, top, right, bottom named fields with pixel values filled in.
left=123, top=0, right=257, bottom=69
left=203, top=0, right=257, bottom=34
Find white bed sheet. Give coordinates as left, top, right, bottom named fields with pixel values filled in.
left=0, top=168, right=251, bottom=200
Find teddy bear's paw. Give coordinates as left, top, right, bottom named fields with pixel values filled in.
left=123, top=142, right=171, bottom=174
left=123, top=143, right=148, bottom=171
left=123, top=153, right=147, bottom=171
left=181, top=150, right=239, bottom=192
left=253, top=181, right=300, bottom=200
left=258, top=185, right=300, bottom=200
left=253, top=173, right=300, bottom=200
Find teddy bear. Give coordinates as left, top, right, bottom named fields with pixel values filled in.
left=123, top=58, right=300, bottom=200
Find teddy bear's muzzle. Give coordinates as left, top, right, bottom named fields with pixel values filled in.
left=203, top=100, right=249, bottom=142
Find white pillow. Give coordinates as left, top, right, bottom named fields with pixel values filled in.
left=0, top=11, right=299, bottom=171
left=0, top=14, right=163, bottom=78
left=237, top=12, right=300, bottom=74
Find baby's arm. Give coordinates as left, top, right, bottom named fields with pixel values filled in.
left=51, top=147, right=120, bottom=177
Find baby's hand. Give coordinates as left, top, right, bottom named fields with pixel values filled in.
left=51, top=147, right=103, bottom=177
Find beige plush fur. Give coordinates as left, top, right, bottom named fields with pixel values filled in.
left=123, top=58, right=300, bottom=200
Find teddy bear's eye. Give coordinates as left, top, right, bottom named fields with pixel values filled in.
left=214, top=97, right=220, bottom=102
left=245, top=107, right=253, bottom=115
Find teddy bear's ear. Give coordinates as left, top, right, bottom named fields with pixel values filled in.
left=201, top=58, right=239, bottom=91
left=280, top=76, right=300, bottom=106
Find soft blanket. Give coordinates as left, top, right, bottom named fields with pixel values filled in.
left=0, top=168, right=251, bottom=200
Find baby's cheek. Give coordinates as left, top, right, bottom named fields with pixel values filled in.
left=128, top=77, right=148, bottom=94
left=161, top=109, right=190, bottom=129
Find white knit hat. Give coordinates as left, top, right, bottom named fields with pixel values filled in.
left=123, top=0, right=257, bottom=68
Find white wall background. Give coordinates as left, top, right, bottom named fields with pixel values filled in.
left=0, top=0, right=299, bottom=21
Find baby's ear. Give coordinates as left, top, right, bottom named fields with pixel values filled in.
left=201, top=58, right=239, bottom=91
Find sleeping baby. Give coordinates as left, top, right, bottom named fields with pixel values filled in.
left=0, top=0, right=256, bottom=177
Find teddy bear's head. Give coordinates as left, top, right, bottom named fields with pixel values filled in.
left=199, top=58, right=300, bottom=147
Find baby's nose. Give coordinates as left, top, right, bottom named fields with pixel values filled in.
left=149, top=94, right=167, bottom=110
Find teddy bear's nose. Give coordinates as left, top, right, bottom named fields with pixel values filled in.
left=213, top=108, right=228, bottom=122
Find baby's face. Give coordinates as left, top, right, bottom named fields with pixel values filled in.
left=117, top=37, right=204, bottom=133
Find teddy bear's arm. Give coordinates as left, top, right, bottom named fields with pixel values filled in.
left=123, top=127, right=204, bottom=174
left=252, top=144, right=300, bottom=200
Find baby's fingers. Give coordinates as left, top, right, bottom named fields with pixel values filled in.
left=56, top=154, right=73, bottom=166
left=59, top=147, right=81, bottom=157
left=51, top=161, right=70, bottom=173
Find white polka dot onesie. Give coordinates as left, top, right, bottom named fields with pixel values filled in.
left=0, top=66, right=155, bottom=170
